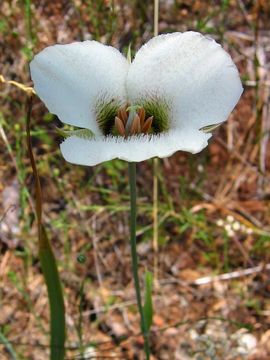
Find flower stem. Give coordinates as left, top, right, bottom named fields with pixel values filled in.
left=128, top=162, right=150, bottom=359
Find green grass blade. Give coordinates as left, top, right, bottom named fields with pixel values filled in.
left=26, top=96, right=66, bottom=359
left=39, top=225, right=66, bottom=359
left=143, top=271, right=153, bottom=332
left=0, top=331, right=18, bottom=360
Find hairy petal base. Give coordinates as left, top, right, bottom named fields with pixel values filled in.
left=60, top=130, right=211, bottom=166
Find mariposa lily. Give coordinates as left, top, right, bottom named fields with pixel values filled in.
left=30, top=32, right=243, bottom=166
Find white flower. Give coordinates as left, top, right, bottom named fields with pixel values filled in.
left=216, top=219, right=224, bottom=227
left=226, top=215, right=234, bottom=223
left=224, top=223, right=232, bottom=233
left=30, top=32, right=243, bottom=166
left=232, top=221, right=241, bottom=231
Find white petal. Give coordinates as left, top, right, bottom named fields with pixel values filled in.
left=60, top=130, right=211, bottom=166
left=30, top=41, right=129, bottom=134
left=127, top=32, right=243, bottom=130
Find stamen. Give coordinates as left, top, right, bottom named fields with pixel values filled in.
left=114, top=105, right=155, bottom=137
left=138, top=107, right=145, bottom=127
left=115, top=116, right=126, bottom=136
left=142, top=116, right=153, bottom=134
left=118, top=106, right=128, bottom=125
left=98, top=98, right=167, bottom=137
left=129, top=114, right=141, bottom=135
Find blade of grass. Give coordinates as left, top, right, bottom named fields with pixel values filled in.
left=24, top=0, right=34, bottom=60
left=0, top=331, right=18, bottom=360
left=26, top=96, right=66, bottom=360
left=143, top=271, right=153, bottom=332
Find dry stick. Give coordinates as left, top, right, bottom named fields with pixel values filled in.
left=0, top=74, right=35, bottom=94
left=0, top=125, right=18, bottom=171
left=193, top=263, right=270, bottom=285
left=154, top=0, right=159, bottom=37
left=257, top=18, right=270, bottom=189
left=153, top=0, right=159, bottom=290
left=91, top=214, right=103, bottom=287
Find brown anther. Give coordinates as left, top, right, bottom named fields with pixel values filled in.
left=137, top=107, right=145, bottom=127
left=129, top=114, right=141, bottom=135
left=115, top=116, right=126, bottom=136
left=117, top=106, right=128, bottom=125
left=142, top=116, right=153, bottom=134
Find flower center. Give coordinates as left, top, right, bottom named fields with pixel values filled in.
left=95, top=98, right=170, bottom=137
left=114, top=105, right=153, bottom=137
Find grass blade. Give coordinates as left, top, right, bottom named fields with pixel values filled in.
left=26, top=96, right=66, bottom=359
left=143, top=271, right=153, bottom=332
left=0, top=331, right=18, bottom=360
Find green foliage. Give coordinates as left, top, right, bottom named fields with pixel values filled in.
left=0, top=19, right=8, bottom=33
left=102, top=159, right=127, bottom=190
left=72, top=0, right=117, bottom=43
left=0, top=330, right=18, bottom=360
left=21, top=45, right=33, bottom=61
left=252, top=234, right=270, bottom=254
left=14, top=120, right=31, bottom=228
left=77, top=253, right=86, bottom=264
left=245, top=298, right=262, bottom=315
left=143, top=271, right=153, bottom=332
left=57, top=127, right=95, bottom=140
left=39, top=227, right=66, bottom=360
left=26, top=98, right=66, bottom=360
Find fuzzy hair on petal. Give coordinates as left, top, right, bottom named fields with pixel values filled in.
left=60, top=129, right=211, bottom=166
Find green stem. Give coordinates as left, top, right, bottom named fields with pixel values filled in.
left=128, top=162, right=150, bottom=359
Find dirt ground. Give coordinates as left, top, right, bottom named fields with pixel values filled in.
left=1, top=0, right=270, bottom=359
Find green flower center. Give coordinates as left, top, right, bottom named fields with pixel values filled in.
left=95, top=98, right=170, bottom=137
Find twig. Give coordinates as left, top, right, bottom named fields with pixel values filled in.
left=193, top=263, right=270, bottom=285
left=91, top=215, right=103, bottom=287
left=0, top=74, right=35, bottom=95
